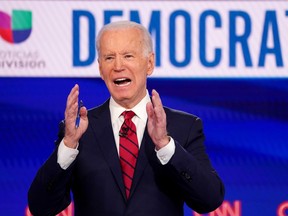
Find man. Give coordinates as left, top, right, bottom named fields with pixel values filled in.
left=28, top=21, right=224, bottom=216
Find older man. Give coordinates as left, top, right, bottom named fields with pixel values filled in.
left=28, top=20, right=224, bottom=216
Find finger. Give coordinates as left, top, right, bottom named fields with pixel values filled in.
left=67, top=84, right=78, bottom=101
left=65, top=85, right=80, bottom=120
left=146, top=101, right=155, bottom=120
left=151, top=89, right=166, bottom=121
left=67, top=84, right=79, bottom=108
left=151, top=89, right=163, bottom=110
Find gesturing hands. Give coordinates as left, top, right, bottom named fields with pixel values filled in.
left=63, top=86, right=168, bottom=150
left=63, top=84, right=88, bottom=149
left=146, top=89, right=170, bottom=150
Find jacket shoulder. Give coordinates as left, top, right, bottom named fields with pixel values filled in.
left=87, top=99, right=110, bottom=118
left=164, top=106, right=200, bottom=122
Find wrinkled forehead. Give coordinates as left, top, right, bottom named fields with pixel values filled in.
left=98, top=28, right=145, bottom=55
left=101, top=27, right=143, bottom=41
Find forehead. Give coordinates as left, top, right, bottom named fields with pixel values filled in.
left=99, top=28, right=144, bottom=53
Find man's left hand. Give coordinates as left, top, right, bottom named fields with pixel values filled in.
left=146, top=89, right=170, bottom=150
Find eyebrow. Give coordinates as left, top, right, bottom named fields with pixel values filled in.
left=103, top=51, right=136, bottom=57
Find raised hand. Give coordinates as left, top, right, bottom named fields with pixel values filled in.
left=63, top=84, right=88, bottom=149
left=146, top=89, right=170, bottom=150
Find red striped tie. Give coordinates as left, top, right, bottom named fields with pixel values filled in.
left=119, top=111, right=139, bottom=198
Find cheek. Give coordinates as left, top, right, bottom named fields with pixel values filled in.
left=99, top=65, right=110, bottom=80
left=100, top=71, right=104, bottom=80
left=99, top=69, right=105, bottom=80
left=136, top=72, right=148, bottom=87
left=102, top=74, right=111, bottom=84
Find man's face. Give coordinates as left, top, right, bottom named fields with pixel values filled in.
left=98, top=28, right=154, bottom=109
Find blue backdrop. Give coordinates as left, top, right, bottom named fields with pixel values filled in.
left=0, top=77, right=287, bottom=215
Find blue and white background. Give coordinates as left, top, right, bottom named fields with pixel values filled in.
left=0, top=1, right=288, bottom=215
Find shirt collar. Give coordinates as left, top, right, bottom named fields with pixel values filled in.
left=109, top=90, right=151, bottom=123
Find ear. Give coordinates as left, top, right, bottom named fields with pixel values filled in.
left=146, top=52, right=155, bottom=76
left=98, top=58, right=104, bottom=80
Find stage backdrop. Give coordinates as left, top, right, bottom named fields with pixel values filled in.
left=0, top=1, right=287, bottom=216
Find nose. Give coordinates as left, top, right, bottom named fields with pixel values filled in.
left=113, top=56, right=124, bottom=72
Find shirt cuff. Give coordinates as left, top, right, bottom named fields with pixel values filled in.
left=155, top=137, right=175, bottom=165
left=57, top=139, right=79, bottom=170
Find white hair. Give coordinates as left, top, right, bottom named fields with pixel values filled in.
left=96, top=20, right=153, bottom=57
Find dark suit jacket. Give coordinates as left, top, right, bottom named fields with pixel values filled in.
left=28, top=99, right=224, bottom=216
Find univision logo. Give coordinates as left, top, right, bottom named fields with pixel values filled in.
left=0, top=10, right=46, bottom=70
left=0, top=10, right=32, bottom=44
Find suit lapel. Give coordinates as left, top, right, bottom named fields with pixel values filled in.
left=129, top=128, right=152, bottom=198
left=89, top=100, right=156, bottom=202
left=89, top=100, right=126, bottom=200
left=130, top=107, right=172, bottom=199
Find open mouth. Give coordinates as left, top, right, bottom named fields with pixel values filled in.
left=114, top=78, right=131, bottom=86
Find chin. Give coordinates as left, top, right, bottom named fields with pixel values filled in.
left=112, top=92, right=131, bottom=101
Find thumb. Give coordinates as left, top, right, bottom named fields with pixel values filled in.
left=146, top=102, right=154, bottom=119
left=80, top=106, right=88, bottom=118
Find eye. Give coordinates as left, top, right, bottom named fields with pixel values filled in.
left=104, top=56, right=114, bottom=61
left=124, top=54, right=134, bottom=59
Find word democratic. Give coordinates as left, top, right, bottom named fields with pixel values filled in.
left=73, top=9, right=288, bottom=68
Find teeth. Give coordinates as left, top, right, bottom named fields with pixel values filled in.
left=118, top=82, right=130, bottom=86
left=116, top=78, right=126, bottom=82
left=114, top=78, right=131, bottom=86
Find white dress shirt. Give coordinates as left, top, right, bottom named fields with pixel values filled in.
left=57, top=91, right=175, bottom=170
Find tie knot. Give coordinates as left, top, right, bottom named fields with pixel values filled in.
left=122, top=111, right=135, bottom=120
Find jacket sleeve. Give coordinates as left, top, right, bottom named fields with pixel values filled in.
left=163, top=111, right=225, bottom=213
left=28, top=121, right=73, bottom=216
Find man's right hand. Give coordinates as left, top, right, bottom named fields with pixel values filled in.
left=63, top=84, right=88, bottom=149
